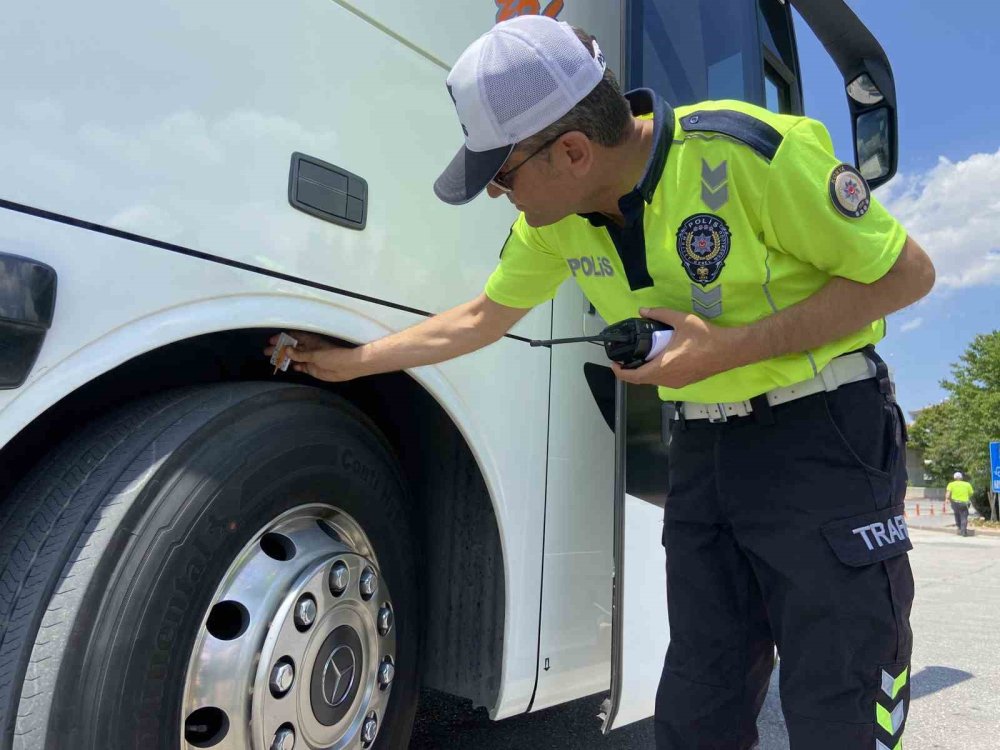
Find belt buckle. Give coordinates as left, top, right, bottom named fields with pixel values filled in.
left=707, top=403, right=728, bottom=423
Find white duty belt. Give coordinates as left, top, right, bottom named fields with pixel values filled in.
left=675, top=351, right=881, bottom=423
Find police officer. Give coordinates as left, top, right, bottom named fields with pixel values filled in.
left=266, top=15, right=936, bottom=750
left=946, top=471, right=974, bottom=536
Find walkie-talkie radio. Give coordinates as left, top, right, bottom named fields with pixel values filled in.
left=530, top=318, right=673, bottom=369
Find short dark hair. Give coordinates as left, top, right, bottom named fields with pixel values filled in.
left=518, top=26, right=632, bottom=153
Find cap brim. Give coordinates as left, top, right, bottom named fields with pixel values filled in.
left=434, top=143, right=514, bottom=205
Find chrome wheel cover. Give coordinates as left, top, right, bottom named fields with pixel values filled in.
left=181, top=504, right=396, bottom=749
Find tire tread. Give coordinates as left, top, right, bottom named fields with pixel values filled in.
left=0, top=383, right=417, bottom=749
left=0, top=385, right=287, bottom=748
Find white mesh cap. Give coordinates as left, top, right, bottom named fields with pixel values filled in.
left=434, top=15, right=607, bottom=205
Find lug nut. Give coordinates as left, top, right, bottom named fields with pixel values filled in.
left=359, top=568, right=378, bottom=600
left=362, top=714, right=378, bottom=744
left=377, top=605, right=393, bottom=636
left=378, top=659, right=395, bottom=689
left=329, top=561, right=350, bottom=596
left=270, top=725, right=295, bottom=750
left=294, top=594, right=317, bottom=631
left=269, top=659, right=295, bottom=697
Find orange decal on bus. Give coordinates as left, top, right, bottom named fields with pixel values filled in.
left=495, top=0, right=565, bottom=23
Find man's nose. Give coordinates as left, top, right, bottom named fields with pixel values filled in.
left=485, top=183, right=504, bottom=199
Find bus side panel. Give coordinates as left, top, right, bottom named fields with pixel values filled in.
left=0, top=206, right=551, bottom=718
left=0, top=0, right=632, bottom=718
left=0, top=0, right=511, bottom=319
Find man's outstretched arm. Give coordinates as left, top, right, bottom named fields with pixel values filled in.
left=264, top=293, right=532, bottom=382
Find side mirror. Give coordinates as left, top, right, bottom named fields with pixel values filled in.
left=790, top=1, right=899, bottom=190
left=846, top=71, right=896, bottom=189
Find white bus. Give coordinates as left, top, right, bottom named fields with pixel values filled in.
left=0, top=1, right=898, bottom=747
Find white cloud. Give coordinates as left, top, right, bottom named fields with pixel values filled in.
left=899, top=317, right=924, bottom=333
left=876, top=148, right=1000, bottom=289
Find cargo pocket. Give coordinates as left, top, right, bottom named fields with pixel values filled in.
left=820, top=504, right=914, bottom=750
left=821, top=503, right=912, bottom=567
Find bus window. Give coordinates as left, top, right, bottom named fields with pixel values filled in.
left=764, top=62, right=792, bottom=113
left=627, top=0, right=762, bottom=106
left=757, top=0, right=796, bottom=73
left=627, top=0, right=801, bottom=114
left=758, top=0, right=802, bottom=114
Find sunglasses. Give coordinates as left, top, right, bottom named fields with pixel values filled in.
left=489, top=132, right=567, bottom=193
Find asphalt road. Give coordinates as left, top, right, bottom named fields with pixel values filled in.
left=410, top=528, right=1000, bottom=749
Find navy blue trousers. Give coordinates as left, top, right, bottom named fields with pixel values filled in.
left=654, top=378, right=914, bottom=750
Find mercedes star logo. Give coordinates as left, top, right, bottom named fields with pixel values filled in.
left=322, top=645, right=358, bottom=707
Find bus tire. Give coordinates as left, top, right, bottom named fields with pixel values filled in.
left=0, top=382, right=419, bottom=750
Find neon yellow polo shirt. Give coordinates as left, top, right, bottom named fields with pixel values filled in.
left=947, top=481, right=974, bottom=502
left=484, top=89, right=907, bottom=403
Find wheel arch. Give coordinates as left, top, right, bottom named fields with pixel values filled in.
left=0, top=294, right=507, bottom=711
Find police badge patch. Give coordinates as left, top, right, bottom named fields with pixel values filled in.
left=676, top=214, right=731, bottom=287
left=829, top=164, right=870, bottom=218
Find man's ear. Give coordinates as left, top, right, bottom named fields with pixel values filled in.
left=554, top=131, right=594, bottom=178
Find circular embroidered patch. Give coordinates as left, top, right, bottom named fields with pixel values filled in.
left=675, top=213, right=731, bottom=287
left=829, top=164, right=870, bottom=218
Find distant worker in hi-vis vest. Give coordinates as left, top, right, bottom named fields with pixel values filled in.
left=946, top=471, right=975, bottom=537
left=266, top=16, right=936, bottom=750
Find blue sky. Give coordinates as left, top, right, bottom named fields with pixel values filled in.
left=792, top=1, right=1000, bottom=417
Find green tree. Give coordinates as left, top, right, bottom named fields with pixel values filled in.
left=910, top=400, right=963, bottom=485
left=912, top=330, right=1000, bottom=517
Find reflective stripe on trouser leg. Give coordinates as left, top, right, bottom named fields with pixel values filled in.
left=875, top=663, right=909, bottom=750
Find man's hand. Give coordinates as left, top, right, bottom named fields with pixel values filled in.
left=263, top=331, right=364, bottom=382
left=261, top=294, right=532, bottom=384
left=611, top=307, right=741, bottom=388
left=614, top=237, right=937, bottom=390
